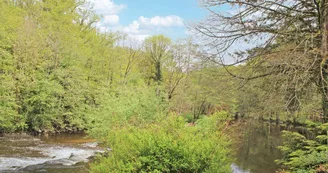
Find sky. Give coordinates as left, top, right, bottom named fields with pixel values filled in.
left=87, top=0, right=208, bottom=41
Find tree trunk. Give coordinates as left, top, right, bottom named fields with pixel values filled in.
left=155, top=61, right=162, bottom=82
left=155, top=61, right=162, bottom=97
left=321, top=0, right=328, bottom=122
left=275, top=112, right=280, bottom=124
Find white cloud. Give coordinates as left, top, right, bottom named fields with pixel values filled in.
left=88, top=0, right=125, bottom=15
left=121, top=21, right=149, bottom=41
left=120, top=15, right=184, bottom=41
left=123, top=21, right=140, bottom=34
left=103, top=15, right=120, bottom=25
left=138, top=16, right=184, bottom=27
left=123, top=16, right=184, bottom=33
left=87, top=0, right=125, bottom=28
left=87, top=0, right=185, bottom=41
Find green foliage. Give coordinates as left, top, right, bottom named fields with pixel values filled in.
left=88, top=85, right=167, bottom=138
left=0, top=0, right=239, bottom=134
left=196, top=111, right=233, bottom=130
left=144, top=35, right=171, bottom=83
left=276, top=123, right=328, bottom=172
left=0, top=1, right=25, bottom=132
left=169, top=63, right=239, bottom=123
left=0, top=0, right=116, bottom=133
left=90, top=113, right=232, bottom=173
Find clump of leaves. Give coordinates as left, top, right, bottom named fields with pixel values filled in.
left=90, top=113, right=232, bottom=173
left=276, top=122, right=328, bottom=173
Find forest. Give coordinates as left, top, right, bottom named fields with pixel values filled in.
left=0, top=0, right=328, bottom=173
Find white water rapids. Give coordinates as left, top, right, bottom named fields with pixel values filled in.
left=0, top=134, right=104, bottom=172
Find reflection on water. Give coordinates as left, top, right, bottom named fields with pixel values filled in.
left=230, top=120, right=293, bottom=173
left=0, top=133, right=103, bottom=173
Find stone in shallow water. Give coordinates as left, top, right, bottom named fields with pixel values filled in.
left=20, top=162, right=89, bottom=173
left=81, top=142, right=98, bottom=148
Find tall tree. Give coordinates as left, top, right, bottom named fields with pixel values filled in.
left=192, top=0, right=328, bottom=121
left=144, top=35, right=171, bottom=84
left=166, top=38, right=196, bottom=100
left=144, top=35, right=171, bottom=97
left=321, top=0, right=328, bottom=121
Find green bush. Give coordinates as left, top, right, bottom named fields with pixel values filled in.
left=88, top=85, right=167, bottom=138
left=276, top=121, right=328, bottom=173
left=90, top=114, right=232, bottom=173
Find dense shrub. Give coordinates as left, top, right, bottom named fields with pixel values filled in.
left=276, top=121, right=328, bottom=173
left=90, top=113, right=232, bottom=173
left=88, top=85, right=167, bottom=138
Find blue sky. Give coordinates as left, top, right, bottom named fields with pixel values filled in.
left=88, top=0, right=208, bottom=40
left=116, top=0, right=207, bottom=24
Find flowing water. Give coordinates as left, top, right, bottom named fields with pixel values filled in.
left=0, top=121, right=294, bottom=173
left=0, top=133, right=103, bottom=173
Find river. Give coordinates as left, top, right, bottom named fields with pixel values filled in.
left=0, top=121, right=292, bottom=173
left=230, top=120, right=297, bottom=173
left=0, top=133, right=103, bottom=173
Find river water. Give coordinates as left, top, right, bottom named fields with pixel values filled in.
left=230, top=120, right=296, bottom=173
left=0, top=133, right=103, bottom=173
left=0, top=121, right=291, bottom=173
